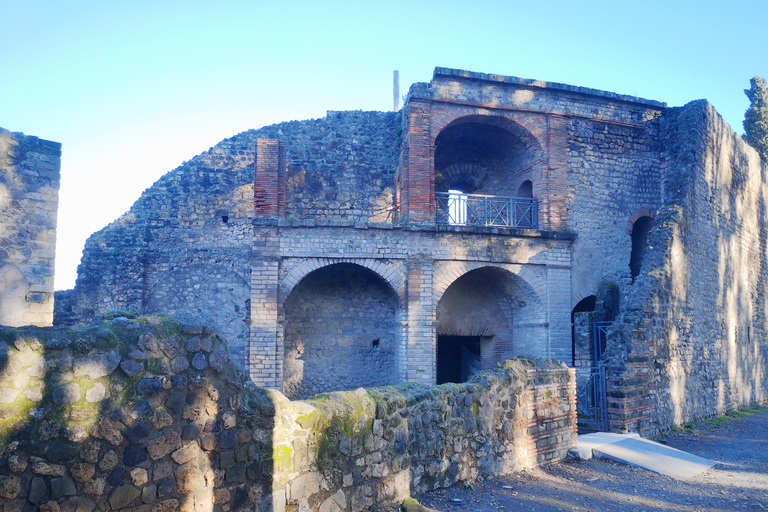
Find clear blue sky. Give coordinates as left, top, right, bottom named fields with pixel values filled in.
left=2, top=1, right=766, bottom=290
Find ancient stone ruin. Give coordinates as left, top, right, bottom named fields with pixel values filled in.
left=52, top=67, right=768, bottom=437
left=0, top=317, right=574, bottom=511
left=0, top=128, right=61, bottom=328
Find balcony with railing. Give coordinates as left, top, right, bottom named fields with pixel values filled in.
left=435, top=191, right=538, bottom=229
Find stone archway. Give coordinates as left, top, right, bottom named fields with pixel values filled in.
left=282, top=263, right=400, bottom=399
left=433, top=115, right=543, bottom=201
left=434, top=265, right=546, bottom=383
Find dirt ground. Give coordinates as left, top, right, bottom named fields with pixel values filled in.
left=401, top=407, right=768, bottom=512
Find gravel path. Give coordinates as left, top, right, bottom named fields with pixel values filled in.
left=410, top=407, right=768, bottom=512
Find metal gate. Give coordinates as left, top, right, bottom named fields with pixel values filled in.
left=577, top=320, right=611, bottom=431
left=577, top=366, right=608, bottom=431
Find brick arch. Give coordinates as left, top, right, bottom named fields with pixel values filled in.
left=428, top=106, right=552, bottom=228
left=280, top=258, right=406, bottom=305
left=429, top=106, right=548, bottom=166
left=626, top=208, right=656, bottom=235
left=432, top=261, right=547, bottom=308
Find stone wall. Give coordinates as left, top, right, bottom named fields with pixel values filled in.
left=604, top=101, right=768, bottom=434
left=0, top=128, right=61, bottom=327
left=282, top=263, right=399, bottom=399
left=566, top=116, right=663, bottom=303
left=63, top=112, right=399, bottom=370
left=0, top=318, right=575, bottom=512
left=57, top=67, right=768, bottom=436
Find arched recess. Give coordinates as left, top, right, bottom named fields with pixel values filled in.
left=279, top=257, right=406, bottom=305
left=629, top=213, right=655, bottom=283
left=434, top=265, right=546, bottom=384
left=145, top=264, right=251, bottom=368
left=571, top=295, right=596, bottom=369
left=282, top=263, right=401, bottom=399
left=433, top=115, right=545, bottom=201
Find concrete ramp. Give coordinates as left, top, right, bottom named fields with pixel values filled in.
left=570, top=432, right=716, bottom=479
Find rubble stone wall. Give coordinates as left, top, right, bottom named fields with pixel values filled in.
left=0, top=129, right=61, bottom=327
left=604, top=101, right=768, bottom=434
left=0, top=318, right=575, bottom=512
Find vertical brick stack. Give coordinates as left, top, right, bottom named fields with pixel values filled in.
left=254, top=139, right=285, bottom=219
left=250, top=139, right=286, bottom=388
left=397, top=100, right=434, bottom=224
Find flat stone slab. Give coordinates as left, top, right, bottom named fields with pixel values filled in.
left=573, top=433, right=716, bottom=480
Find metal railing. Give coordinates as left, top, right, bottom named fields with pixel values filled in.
left=435, top=192, right=538, bottom=228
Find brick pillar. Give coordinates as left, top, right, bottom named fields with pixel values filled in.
left=398, top=100, right=435, bottom=224
left=403, top=257, right=434, bottom=383
left=254, top=139, right=286, bottom=219
left=545, top=115, right=568, bottom=230
left=249, top=227, right=281, bottom=389
left=545, top=247, right=573, bottom=362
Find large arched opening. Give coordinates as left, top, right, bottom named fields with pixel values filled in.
left=434, top=116, right=541, bottom=228
left=434, top=266, right=545, bottom=384
left=282, top=263, right=400, bottom=399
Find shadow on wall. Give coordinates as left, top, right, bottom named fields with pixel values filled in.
left=144, top=264, right=251, bottom=370
left=0, top=317, right=277, bottom=511
left=603, top=102, right=768, bottom=433
left=0, top=263, right=27, bottom=327
left=0, top=317, right=576, bottom=511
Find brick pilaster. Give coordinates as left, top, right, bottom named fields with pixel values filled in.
left=254, top=139, right=286, bottom=219
left=403, top=257, right=434, bottom=383
left=545, top=115, right=569, bottom=230
left=249, top=227, right=281, bottom=389
left=398, top=100, right=435, bottom=224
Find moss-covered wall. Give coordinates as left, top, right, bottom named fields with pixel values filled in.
left=0, top=318, right=575, bottom=512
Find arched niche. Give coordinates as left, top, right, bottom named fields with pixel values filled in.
left=282, top=263, right=400, bottom=398
left=434, top=116, right=538, bottom=198
left=434, top=266, right=545, bottom=384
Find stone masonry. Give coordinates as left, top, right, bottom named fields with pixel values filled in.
left=58, top=68, right=768, bottom=434
left=0, top=317, right=576, bottom=511
left=0, top=128, right=61, bottom=327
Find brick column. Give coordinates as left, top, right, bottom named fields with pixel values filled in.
left=545, top=244, right=573, bottom=362
left=250, top=139, right=285, bottom=389
left=545, top=115, right=569, bottom=231
left=403, top=257, right=434, bottom=383
left=398, top=100, right=435, bottom=224
left=249, top=227, right=281, bottom=389
left=254, top=139, right=286, bottom=219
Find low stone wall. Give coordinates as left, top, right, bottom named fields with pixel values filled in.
left=0, top=318, right=575, bottom=512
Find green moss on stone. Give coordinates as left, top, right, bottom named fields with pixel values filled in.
left=273, top=444, right=293, bottom=473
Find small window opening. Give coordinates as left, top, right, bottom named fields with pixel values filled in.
left=371, top=338, right=380, bottom=348
left=516, top=180, right=533, bottom=198
left=222, top=215, right=229, bottom=224
left=630, top=216, right=653, bottom=283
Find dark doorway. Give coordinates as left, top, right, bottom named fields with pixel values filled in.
left=437, top=335, right=481, bottom=384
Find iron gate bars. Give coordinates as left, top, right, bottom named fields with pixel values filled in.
left=435, top=192, right=538, bottom=228
left=577, top=365, right=609, bottom=431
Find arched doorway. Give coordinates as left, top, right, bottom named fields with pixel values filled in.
left=435, top=266, right=545, bottom=384
left=282, top=263, right=400, bottom=399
